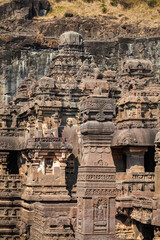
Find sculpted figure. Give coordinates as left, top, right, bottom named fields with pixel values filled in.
left=11, top=112, right=17, bottom=128
left=25, top=122, right=30, bottom=139
left=51, top=112, right=60, bottom=128
left=66, top=118, right=73, bottom=128
left=93, top=85, right=102, bottom=95
left=93, top=67, right=103, bottom=80
left=50, top=112, right=60, bottom=137
left=42, top=122, right=48, bottom=137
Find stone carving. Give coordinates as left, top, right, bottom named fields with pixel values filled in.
left=66, top=117, right=74, bottom=128
left=0, top=141, right=13, bottom=150
left=131, top=208, right=152, bottom=224
left=76, top=93, right=116, bottom=239
left=59, top=31, right=83, bottom=48
left=123, top=59, right=153, bottom=75
left=93, top=198, right=108, bottom=232
left=117, top=131, right=138, bottom=145
left=0, top=30, right=159, bottom=240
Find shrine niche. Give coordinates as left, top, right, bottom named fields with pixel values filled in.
left=0, top=31, right=160, bottom=240
left=93, top=198, right=108, bottom=232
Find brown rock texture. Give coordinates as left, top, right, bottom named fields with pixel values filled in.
left=0, top=0, right=160, bottom=239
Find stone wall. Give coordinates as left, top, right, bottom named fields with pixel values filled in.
left=1, top=36, right=160, bottom=104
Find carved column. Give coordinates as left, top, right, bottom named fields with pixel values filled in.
left=36, top=109, right=43, bottom=137
left=125, top=147, right=148, bottom=173
left=30, top=150, right=39, bottom=182
left=1, top=116, right=7, bottom=128
left=154, top=132, right=160, bottom=197
left=55, top=151, right=68, bottom=185
left=0, top=152, right=9, bottom=174
left=11, top=112, right=17, bottom=128
left=151, top=113, right=160, bottom=237
left=76, top=95, right=116, bottom=240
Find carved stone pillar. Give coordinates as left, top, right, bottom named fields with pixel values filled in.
left=1, top=116, right=7, bottom=128
left=0, top=152, right=9, bottom=174
left=152, top=132, right=160, bottom=230
left=76, top=95, right=116, bottom=240
left=11, top=112, right=17, bottom=128
left=36, top=109, right=43, bottom=137
left=154, top=132, right=160, bottom=197
left=31, top=151, right=40, bottom=182
left=125, top=147, right=148, bottom=173
left=55, top=151, right=68, bottom=185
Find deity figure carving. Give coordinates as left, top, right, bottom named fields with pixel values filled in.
left=66, top=117, right=74, bottom=128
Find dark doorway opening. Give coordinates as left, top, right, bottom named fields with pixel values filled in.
left=7, top=151, right=19, bottom=174
left=112, top=148, right=126, bottom=172
left=144, top=147, right=155, bottom=172
left=65, top=154, right=79, bottom=196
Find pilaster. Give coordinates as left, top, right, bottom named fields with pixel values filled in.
left=76, top=95, right=116, bottom=240
left=124, top=147, right=148, bottom=173
left=0, top=152, right=9, bottom=174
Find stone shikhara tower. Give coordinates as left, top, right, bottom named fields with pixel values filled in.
left=0, top=31, right=160, bottom=240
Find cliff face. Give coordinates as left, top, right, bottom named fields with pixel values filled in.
left=0, top=0, right=160, bottom=104
left=1, top=34, right=160, bottom=104
left=0, top=0, right=51, bottom=20
left=0, top=48, right=55, bottom=103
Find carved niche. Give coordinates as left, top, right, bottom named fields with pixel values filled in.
left=93, top=198, right=108, bottom=232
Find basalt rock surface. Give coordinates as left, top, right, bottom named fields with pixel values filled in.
left=0, top=0, right=51, bottom=20
left=0, top=1, right=160, bottom=239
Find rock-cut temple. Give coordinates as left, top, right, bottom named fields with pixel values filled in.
left=0, top=31, right=160, bottom=240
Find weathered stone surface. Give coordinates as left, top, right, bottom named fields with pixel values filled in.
left=0, top=0, right=51, bottom=20
left=0, top=30, right=160, bottom=240
left=1, top=36, right=160, bottom=104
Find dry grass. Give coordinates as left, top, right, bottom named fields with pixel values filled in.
left=46, top=0, right=107, bottom=17
left=44, top=0, right=160, bottom=25
left=0, top=0, right=159, bottom=29
left=0, top=0, right=11, bottom=6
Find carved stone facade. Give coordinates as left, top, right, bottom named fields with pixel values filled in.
left=0, top=31, right=160, bottom=239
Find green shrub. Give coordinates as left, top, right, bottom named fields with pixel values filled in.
left=102, top=6, right=107, bottom=12
left=100, top=2, right=107, bottom=13
left=100, top=1, right=107, bottom=13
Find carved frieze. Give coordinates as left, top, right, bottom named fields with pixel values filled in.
left=78, top=173, right=115, bottom=181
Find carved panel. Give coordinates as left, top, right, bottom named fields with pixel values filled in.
left=77, top=197, right=83, bottom=231
left=93, top=198, right=108, bottom=232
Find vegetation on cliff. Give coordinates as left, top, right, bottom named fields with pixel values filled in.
left=44, top=0, right=160, bottom=24
left=0, top=0, right=159, bottom=39
left=46, top=0, right=160, bottom=17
